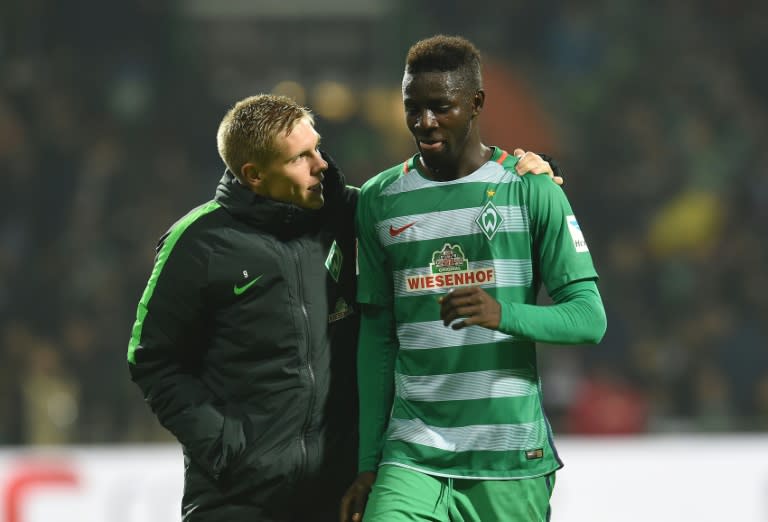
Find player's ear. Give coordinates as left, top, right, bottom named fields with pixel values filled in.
left=240, top=162, right=263, bottom=190
left=472, top=89, right=485, bottom=117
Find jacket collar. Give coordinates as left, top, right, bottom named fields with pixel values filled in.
left=213, top=163, right=345, bottom=236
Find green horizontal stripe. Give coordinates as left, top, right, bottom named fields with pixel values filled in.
left=492, top=285, right=540, bottom=304
left=384, top=232, right=532, bottom=271
left=396, top=341, right=537, bottom=376
left=394, top=294, right=442, bottom=323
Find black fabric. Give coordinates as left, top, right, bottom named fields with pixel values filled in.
left=129, top=164, right=358, bottom=521
left=536, top=152, right=562, bottom=181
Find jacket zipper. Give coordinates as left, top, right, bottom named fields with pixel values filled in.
left=294, top=247, right=315, bottom=479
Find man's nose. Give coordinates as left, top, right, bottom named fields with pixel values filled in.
left=416, top=109, right=437, bottom=129
left=314, top=151, right=328, bottom=174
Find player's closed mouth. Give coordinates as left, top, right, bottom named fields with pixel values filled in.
left=419, top=140, right=445, bottom=151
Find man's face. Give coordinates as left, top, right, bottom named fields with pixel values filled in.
left=402, top=70, right=479, bottom=172
left=257, top=118, right=327, bottom=210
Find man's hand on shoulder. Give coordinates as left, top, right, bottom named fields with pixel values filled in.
left=513, top=149, right=564, bottom=185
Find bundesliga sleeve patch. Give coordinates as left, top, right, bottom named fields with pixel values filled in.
left=566, top=215, right=589, bottom=252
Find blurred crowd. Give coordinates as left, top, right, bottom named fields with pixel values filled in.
left=1, top=1, right=766, bottom=445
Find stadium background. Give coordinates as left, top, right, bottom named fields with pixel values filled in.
left=0, top=1, right=766, bottom=520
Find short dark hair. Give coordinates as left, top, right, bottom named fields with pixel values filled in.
left=405, top=35, right=482, bottom=91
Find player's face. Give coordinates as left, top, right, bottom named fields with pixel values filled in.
left=402, top=70, right=480, bottom=173
left=257, top=118, right=327, bottom=210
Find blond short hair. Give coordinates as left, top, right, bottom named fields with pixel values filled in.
left=216, top=94, right=314, bottom=178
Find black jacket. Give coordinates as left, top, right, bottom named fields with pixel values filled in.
left=128, top=164, right=358, bottom=521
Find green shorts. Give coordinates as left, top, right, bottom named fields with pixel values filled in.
left=363, top=464, right=555, bottom=522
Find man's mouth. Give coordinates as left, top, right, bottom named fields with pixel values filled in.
left=308, top=183, right=323, bottom=193
left=419, top=140, right=445, bottom=152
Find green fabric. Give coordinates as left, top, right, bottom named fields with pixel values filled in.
left=499, top=280, right=606, bottom=344
left=357, top=304, right=398, bottom=472
left=355, top=148, right=604, bottom=479
left=127, top=200, right=220, bottom=363
left=364, top=464, right=555, bottom=522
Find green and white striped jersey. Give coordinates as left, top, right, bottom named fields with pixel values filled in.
left=356, top=147, right=599, bottom=479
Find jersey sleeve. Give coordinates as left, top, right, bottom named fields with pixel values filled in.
left=498, top=279, right=606, bottom=344
left=356, top=303, right=398, bottom=472
left=526, top=175, right=599, bottom=293
left=355, top=183, right=393, bottom=305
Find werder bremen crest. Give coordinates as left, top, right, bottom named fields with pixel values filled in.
left=325, top=240, right=342, bottom=282
left=430, top=244, right=468, bottom=274
left=476, top=200, right=504, bottom=240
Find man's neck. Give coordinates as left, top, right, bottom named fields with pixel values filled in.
left=420, top=143, right=492, bottom=181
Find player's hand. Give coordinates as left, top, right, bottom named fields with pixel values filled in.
left=439, top=287, right=501, bottom=330
left=513, top=149, right=564, bottom=185
left=340, top=472, right=376, bottom=522
left=319, top=148, right=346, bottom=196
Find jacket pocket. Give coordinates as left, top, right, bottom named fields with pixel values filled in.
left=219, top=436, right=300, bottom=500
left=215, top=407, right=250, bottom=478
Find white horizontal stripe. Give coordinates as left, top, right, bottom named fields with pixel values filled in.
left=381, top=162, right=518, bottom=196
left=377, top=205, right=528, bottom=247
left=397, top=321, right=515, bottom=350
left=394, top=259, right=532, bottom=297
left=378, top=461, right=551, bottom=481
left=387, top=418, right=545, bottom=452
left=395, top=370, right=537, bottom=402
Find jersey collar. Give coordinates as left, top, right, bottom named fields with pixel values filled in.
left=403, top=146, right=509, bottom=176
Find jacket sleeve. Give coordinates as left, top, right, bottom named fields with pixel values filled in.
left=127, top=227, right=247, bottom=481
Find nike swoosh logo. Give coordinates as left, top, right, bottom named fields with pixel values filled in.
left=389, top=222, right=416, bottom=237
left=233, top=275, right=262, bottom=296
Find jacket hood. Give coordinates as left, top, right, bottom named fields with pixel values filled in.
left=214, top=163, right=346, bottom=236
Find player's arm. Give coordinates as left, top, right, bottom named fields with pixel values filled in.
left=127, top=231, right=247, bottom=482
left=349, top=182, right=398, bottom=473
left=340, top=184, right=396, bottom=522
left=500, top=280, right=604, bottom=342
left=440, top=174, right=606, bottom=344
left=439, top=280, right=605, bottom=344
left=339, top=303, right=398, bottom=522
left=356, top=303, right=398, bottom=471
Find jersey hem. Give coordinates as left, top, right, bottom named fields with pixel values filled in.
left=378, top=460, right=563, bottom=481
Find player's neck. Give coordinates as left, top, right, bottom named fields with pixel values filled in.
left=420, top=143, right=492, bottom=181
